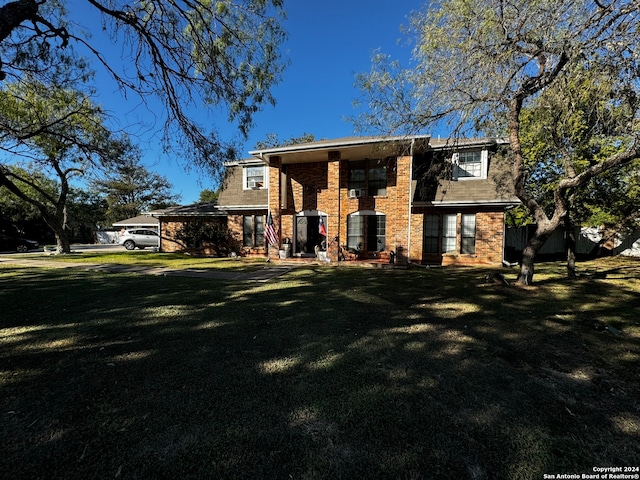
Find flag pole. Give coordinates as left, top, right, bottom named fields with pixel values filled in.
left=264, top=211, right=278, bottom=263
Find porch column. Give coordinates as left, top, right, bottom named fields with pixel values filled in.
left=394, top=155, right=412, bottom=265
left=267, top=156, right=282, bottom=258
left=327, top=151, right=341, bottom=262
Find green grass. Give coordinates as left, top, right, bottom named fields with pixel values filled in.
left=1, top=257, right=639, bottom=479
left=20, top=250, right=265, bottom=271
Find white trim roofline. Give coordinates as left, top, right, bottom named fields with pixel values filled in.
left=248, top=134, right=431, bottom=159
left=218, top=204, right=268, bottom=210
left=414, top=199, right=520, bottom=208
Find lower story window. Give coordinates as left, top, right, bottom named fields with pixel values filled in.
left=442, top=214, right=457, bottom=253
left=429, top=213, right=477, bottom=255
left=461, top=214, right=476, bottom=254
left=243, top=215, right=264, bottom=247
left=423, top=214, right=439, bottom=254
left=347, top=215, right=364, bottom=251
left=347, top=213, right=386, bottom=252
left=368, top=215, right=386, bottom=251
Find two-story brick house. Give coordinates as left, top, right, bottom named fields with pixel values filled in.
left=153, top=135, right=520, bottom=265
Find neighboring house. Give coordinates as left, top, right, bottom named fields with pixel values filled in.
left=153, top=135, right=521, bottom=265
left=112, top=215, right=159, bottom=231
left=95, top=215, right=160, bottom=244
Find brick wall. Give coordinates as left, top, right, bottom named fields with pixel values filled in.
left=160, top=217, right=186, bottom=253
left=159, top=216, right=228, bottom=256
left=267, top=154, right=414, bottom=263
left=266, top=153, right=508, bottom=265
left=411, top=208, right=505, bottom=265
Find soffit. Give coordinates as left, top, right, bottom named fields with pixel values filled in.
left=249, top=135, right=431, bottom=164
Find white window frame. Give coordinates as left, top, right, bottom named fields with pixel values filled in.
left=442, top=214, right=458, bottom=254
left=452, top=149, right=488, bottom=180
left=423, top=214, right=440, bottom=254
left=243, top=165, right=267, bottom=190
left=461, top=213, right=476, bottom=255
left=346, top=210, right=385, bottom=252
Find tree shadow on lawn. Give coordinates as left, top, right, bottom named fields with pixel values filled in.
left=1, top=264, right=639, bottom=479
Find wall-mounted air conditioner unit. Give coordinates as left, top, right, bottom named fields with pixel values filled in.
left=248, top=180, right=258, bottom=189
left=349, top=189, right=363, bottom=198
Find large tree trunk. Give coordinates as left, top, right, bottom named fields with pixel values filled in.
left=516, top=221, right=558, bottom=285
left=0, top=165, right=73, bottom=254
left=39, top=203, right=72, bottom=254
left=47, top=220, right=71, bottom=254
left=565, top=216, right=577, bottom=279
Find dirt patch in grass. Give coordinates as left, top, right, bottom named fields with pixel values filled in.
left=1, top=258, right=639, bottom=479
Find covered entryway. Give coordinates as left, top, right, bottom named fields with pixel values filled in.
left=294, top=210, right=328, bottom=256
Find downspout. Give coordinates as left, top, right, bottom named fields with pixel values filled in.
left=407, top=138, right=415, bottom=265
left=337, top=163, right=341, bottom=261
left=503, top=212, right=507, bottom=266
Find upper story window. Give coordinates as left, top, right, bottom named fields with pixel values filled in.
left=368, top=159, right=387, bottom=196
left=348, top=159, right=387, bottom=197
left=452, top=150, right=488, bottom=180
left=348, top=161, right=366, bottom=192
left=244, top=165, right=266, bottom=189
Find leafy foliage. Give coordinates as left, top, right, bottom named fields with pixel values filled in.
left=174, top=218, right=230, bottom=255
left=198, top=188, right=220, bottom=203
left=254, top=132, right=317, bottom=149
left=0, top=76, right=116, bottom=251
left=0, top=166, right=57, bottom=221
left=0, top=0, right=288, bottom=172
left=356, top=0, right=640, bottom=282
left=519, top=66, right=640, bottom=228
left=65, top=188, right=107, bottom=241
left=91, top=141, right=180, bottom=224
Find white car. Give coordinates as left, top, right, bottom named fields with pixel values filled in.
left=118, top=229, right=160, bottom=250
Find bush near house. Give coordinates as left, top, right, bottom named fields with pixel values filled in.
left=173, top=219, right=230, bottom=256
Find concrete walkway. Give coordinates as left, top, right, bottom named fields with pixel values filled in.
left=0, top=256, right=296, bottom=283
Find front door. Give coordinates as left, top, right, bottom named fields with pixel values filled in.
left=295, top=216, right=327, bottom=255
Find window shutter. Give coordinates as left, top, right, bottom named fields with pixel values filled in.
left=480, top=150, right=488, bottom=179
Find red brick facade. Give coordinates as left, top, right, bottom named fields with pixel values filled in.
left=159, top=215, right=228, bottom=256
left=155, top=136, right=518, bottom=266
left=410, top=208, right=506, bottom=265
left=265, top=144, right=513, bottom=266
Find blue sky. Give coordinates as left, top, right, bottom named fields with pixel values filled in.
left=75, top=1, right=425, bottom=204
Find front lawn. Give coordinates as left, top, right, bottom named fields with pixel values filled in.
left=23, top=249, right=265, bottom=271
left=1, top=258, right=638, bottom=479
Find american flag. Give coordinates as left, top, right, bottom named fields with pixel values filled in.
left=264, top=211, right=278, bottom=246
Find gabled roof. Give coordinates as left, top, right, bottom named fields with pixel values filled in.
left=112, top=215, right=159, bottom=227
left=148, top=202, right=227, bottom=217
